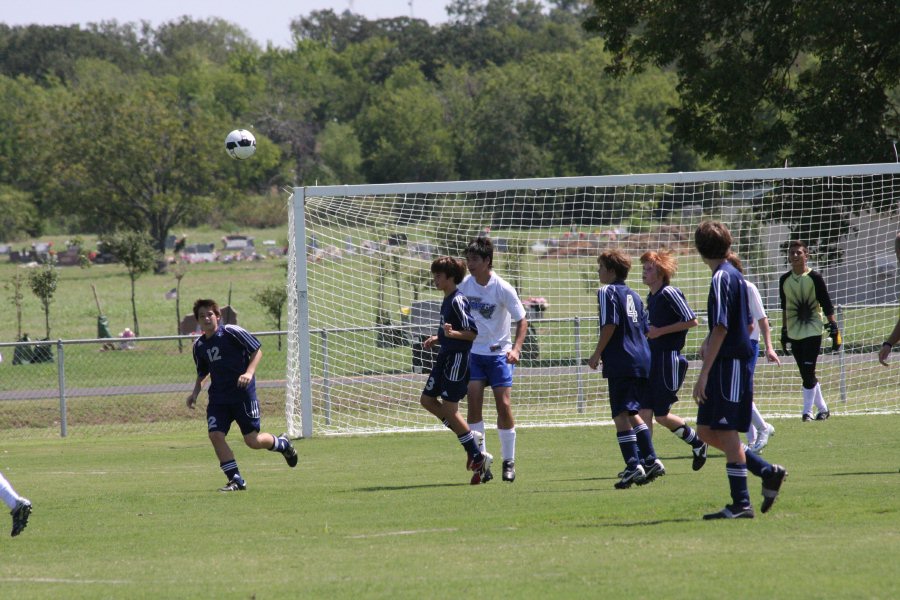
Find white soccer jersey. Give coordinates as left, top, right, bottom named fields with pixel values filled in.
left=459, top=272, right=527, bottom=356
left=746, top=281, right=766, bottom=342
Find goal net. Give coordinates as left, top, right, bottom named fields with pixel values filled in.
left=286, top=164, right=900, bottom=437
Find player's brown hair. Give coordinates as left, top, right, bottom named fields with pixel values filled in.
left=694, top=221, right=733, bottom=260
left=640, top=249, right=678, bottom=285
left=430, top=256, right=467, bottom=284
left=725, top=251, right=745, bottom=274
left=193, top=298, right=221, bottom=320
left=598, top=249, right=632, bottom=280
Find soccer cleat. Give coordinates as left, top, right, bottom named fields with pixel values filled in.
left=470, top=452, right=493, bottom=485
left=637, top=459, right=666, bottom=485
left=692, top=442, right=708, bottom=471
left=502, top=459, right=516, bottom=482
left=802, top=413, right=813, bottom=422
left=614, top=464, right=645, bottom=489
left=702, top=503, right=755, bottom=520
left=218, top=475, right=247, bottom=492
left=10, top=499, right=32, bottom=537
left=761, top=465, right=787, bottom=513
left=280, top=434, right=298, bottom=468
left=750, top=423, right=775, bottom=454
left=466, top=431, right=485, bottom=471
left=815, top=410, right=830, bottom=421
left=481, top=467, right=494, bottom=483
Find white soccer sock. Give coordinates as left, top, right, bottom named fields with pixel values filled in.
left=813, top=383, right=828, bottom=412
left=746, top=425, right=757, bottom=445
left=802, top=386, right=815, bottom=416
left=0, top=472, right=22, bottom=510
left=469, top=421, right=486, bottom=453
left=751, top=403, right=767, bottom=431
left=498, top=428, right=516, bottom=462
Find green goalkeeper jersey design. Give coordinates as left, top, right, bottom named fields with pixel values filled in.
left=778, top=267, right=834, bottom=340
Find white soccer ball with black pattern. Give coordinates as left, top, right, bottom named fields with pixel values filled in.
left=225, top=129, right=256, bottom=160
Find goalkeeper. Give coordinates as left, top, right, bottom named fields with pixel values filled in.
left=778, top=240, right=840, bottom=421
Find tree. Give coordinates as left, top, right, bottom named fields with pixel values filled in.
left=102, top=231, right=159, bottom=336
left=586, top=0, right=900, bottom=166
left=253, top=284, right=287, bottom=350
left=5, top=270, right=26, bottom=341
left=27, top=258, right=60, bottom=340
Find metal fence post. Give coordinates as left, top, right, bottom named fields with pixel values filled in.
left=56, top=339, right=67, bottom=437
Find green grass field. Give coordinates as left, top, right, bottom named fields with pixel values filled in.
left=1, top=415, right=898, bottom=599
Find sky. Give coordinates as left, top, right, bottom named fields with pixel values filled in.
left=2, top=1, right=456, bottom=48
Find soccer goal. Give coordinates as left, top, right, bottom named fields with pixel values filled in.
left=286, top=164, right=900, bottom=437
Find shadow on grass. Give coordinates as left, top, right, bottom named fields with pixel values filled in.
left=352, top=482, right=471, bottom=492
left=823, top=470, right=900, bottom=477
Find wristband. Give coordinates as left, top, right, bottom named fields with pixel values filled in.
left=884, top=341, right=894, bottom=348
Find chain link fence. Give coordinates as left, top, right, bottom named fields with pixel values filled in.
left=0, top=332, right=289, bottom=439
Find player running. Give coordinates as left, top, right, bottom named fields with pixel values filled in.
left=418, top=257, right=490, bottom=485
left=186, top=299, right=298, bottom=492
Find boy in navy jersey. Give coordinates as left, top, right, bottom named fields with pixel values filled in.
left=186, top=299, right=298, bottom=492
left=588, top=249, right=661, bottom=488
left=639, top=250, right=708, bottom=471
left=418, top=257, right=490, bottom=485
left=692, top=222, right=787, bottom=519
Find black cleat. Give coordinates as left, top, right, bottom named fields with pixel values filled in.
left=637, top=459, right=666, bottom=485
left=703, top=503, right=755, bottom=520
left=482, top=467, right=494, bottom=483
left=614, top=464, right=645, bottom=489
left=280, top=434, right=298, bottom=468
left=802, top=413, right=813, bottom=422
left=10, top=499, right=32, bottom=537
left=692, top=443, right=708, bottom=471
left=502, top=460, right=516, bottom=482
left=761, top=465, right=787, bottom=513
left=218, top=475, right=247, bottom=492
left=815, top=410, right=830, bottom=421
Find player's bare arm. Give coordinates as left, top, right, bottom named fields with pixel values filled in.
left=588, top=324, right=615, bottom=370
left=507, top=318, right=528, bottom=364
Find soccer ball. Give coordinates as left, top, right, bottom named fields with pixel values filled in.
left=225, top=129, right=256, bottom=160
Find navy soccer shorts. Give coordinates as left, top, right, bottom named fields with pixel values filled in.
left=207, top=398, right=261, bottom=436
left=643, top=350, right=688, bottom=416
left=422, top=351, right=470, bottom=402
left=607, top=377, right=646, bottom=418
left=696, top=357, right=752, bottom=432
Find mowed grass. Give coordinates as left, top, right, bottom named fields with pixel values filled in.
left=1, top=415, right=898, bottom=599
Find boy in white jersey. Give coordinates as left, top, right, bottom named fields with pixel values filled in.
left=459, top=238, right=528, bottom=483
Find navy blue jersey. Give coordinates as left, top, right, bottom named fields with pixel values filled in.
left=437, top=289, right=478, bottom=355
left=192, top=324, right=262, bottom=404
left=597, top=281, right=650, bottom=378
left=706, top=262, right=753, bottom=360
left=646, top=285, right=696, bottom=352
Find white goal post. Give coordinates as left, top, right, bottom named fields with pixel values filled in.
left=286, top=164, right=900, bottom=437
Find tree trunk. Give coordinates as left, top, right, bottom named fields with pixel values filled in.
left=131, top=276, right=140, bottom=336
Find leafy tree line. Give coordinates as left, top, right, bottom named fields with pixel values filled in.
left=1, top=0, right=897, bottom=256
left=0, top=0, right=719, bottom=248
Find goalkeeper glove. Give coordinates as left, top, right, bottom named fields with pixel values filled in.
left=826, top=321, right=842, bottom=351
left=780, top=329, right=789, bottom=353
